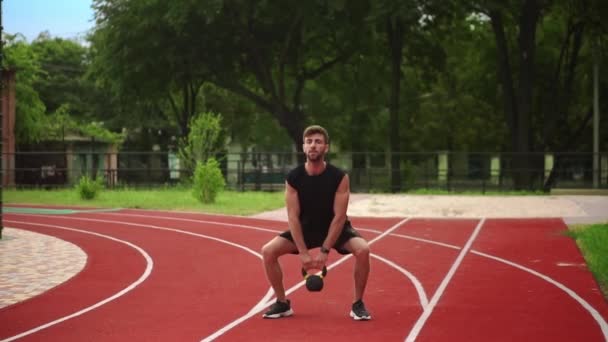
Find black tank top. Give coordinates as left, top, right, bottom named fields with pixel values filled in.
left=286, top=163, right=348, bottom=233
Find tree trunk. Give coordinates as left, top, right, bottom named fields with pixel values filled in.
left=490, top=1, right=542, bottom=190
left=543, top=107, right=593, bottom=192
left=276, top=108, right=306, bottom=155
left=489, top=11, right=518, bottom=148
left=543, top=20, right=585, bottom=150
left=514, top=0, right=540, bottom=189
left=349, top=66, right=367, bottom=188
left=387, top=16, right=404, bottom=193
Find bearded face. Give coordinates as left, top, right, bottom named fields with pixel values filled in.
left=303, top=133, right=329, bottom=162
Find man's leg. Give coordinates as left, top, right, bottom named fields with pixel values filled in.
left=261, top=236, right=297, bottom=302
left=342, top=237, right=371, bottom=301
left=342, top=237, right=372, bottom=320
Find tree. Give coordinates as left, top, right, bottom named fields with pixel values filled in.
left=91, top=0, right=369, bottom=151
left=91, top=0, right=208, bottom=138
left=364, top=0, right=449, bottom=191
left=31, top=33, right=92, bottom=120
left=462, top=0, right=608, bottom=189
left=2, top=34, right=46, bottom=143
left=537, top=0, right=608, bottom=190
left=417, top=12, right=505, bottom=152
left=457, top=0, right=551, bottom=189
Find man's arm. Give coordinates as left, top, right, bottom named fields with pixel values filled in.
left=321, top=174, right=350, bottom=253
left=285, top=181, right=312, bottom=266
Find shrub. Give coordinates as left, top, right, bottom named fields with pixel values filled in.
left=178, top=111, right=223, bottom=178
left=76, top=175, right=104, bottom=200
left=192, top=158, right=226, bottom=203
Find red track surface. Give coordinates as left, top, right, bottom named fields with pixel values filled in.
left=1, top=209, right=607, bottom=341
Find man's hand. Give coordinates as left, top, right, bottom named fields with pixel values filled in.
left=299, top=252, right=314, bottom=270
left=313, top=251, right=328, bottom=270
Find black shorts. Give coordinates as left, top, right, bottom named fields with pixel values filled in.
left=279, top=221, right=362, bottom=255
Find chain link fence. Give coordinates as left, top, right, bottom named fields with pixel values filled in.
left=2, top=151, right=607, bottom=193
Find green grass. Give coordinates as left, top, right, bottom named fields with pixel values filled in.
left=381, top=188, right=546, bottom=196
left=567, top=223, right=608, bottom=297
left=3, top=188, right=285, bottom=216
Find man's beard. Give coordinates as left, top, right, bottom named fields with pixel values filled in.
left=306, top=150, right=324, bottom=162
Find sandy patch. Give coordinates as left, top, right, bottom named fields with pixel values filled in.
left=251, top=194, right=607, bottom=222
left=346, top=195, right=588, bottom=218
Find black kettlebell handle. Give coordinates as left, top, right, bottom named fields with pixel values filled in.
left=301, top=265, right=328, bottom=279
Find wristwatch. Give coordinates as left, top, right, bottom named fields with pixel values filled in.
left=320, top=246, right=330, bottom=254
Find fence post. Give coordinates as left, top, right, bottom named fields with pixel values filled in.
left=490, top=155, right=500, bottom=186
left=544, top=153, right=554, bottom=184
left=438, top=151, right=448, bottom=191
left=601, top=154, right=607, bottom=187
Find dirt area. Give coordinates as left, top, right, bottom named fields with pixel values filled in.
left=251, top=194, right=608, bottom=225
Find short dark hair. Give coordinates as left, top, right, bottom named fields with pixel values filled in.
left=303, top=125, right=329, bottom=144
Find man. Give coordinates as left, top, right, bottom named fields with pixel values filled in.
left=261, top=125, right=372, bottom=321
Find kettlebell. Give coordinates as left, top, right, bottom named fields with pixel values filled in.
left=301, top=266, right=328, bottom=292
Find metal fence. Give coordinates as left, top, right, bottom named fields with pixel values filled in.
left=2, top=151, right=607, bottom=192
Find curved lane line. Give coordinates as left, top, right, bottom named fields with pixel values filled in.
left=1, top=220, right=154, bottom=342
left=94, top=211, right=608, bottom=340
left=14, top=212, right=605, bottom=340
left=102, top=212, right=281, bottom=234
left=275, top=217, right=414, bottom=302
left=371, top=253, right=429, bottom=307
left=6, top=214, right=279, bottom=340
left=11, top=213, right=422, bottom=341
left=27, top=213, right=428, bottom=309
left=405, top=218, right=486, bottom=342
left=248, top=288, right=276, bottom=314
left=9, top=214, right=264, bottom=258
left=390, top=226, right=608, bottom=340
left=472, top=250, right=608, bottom=340
left=391, top=233, right=461, bottom=250
left=200, top=218, right=413, bottom=342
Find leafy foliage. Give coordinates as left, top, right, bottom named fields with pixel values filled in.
left=178, top=111, right=223, bottom=176
left=2, top=34, right=47, bottom=143
left=42, top=104, right=126, bottom=144
left=75, top=175, right=104, bottom=200
left=192, top=158, right=226, bottom=204
left=31, top=34, right=91, bottom=119
left=4, top=0, right=608, bottom=169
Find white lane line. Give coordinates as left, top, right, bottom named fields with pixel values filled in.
left=89, top=213, right=608, bottom=340
left=274, top=217, right=414, bottom=302
left=405, top=218, right=486, bottom=342
left=9, top=214, right=263, bottom=258
left=353, top=227, right=383, bottom=234
left=200, top=217, right=412, bottom=342
left=371, top=253, right=429, bottom=307
left=12, top=213, right=606, bottom=340
left=101, top=212, right=281, bottom=234
left=4, top=215, right=271, bottom=341
left=472, top=250, right=608, bottom=340
left=248, top=288, right=276, bottom=314
left=70, top=214, right=429, bottom=314
left=392, top=233, right=461, bottom=250
left=1, top=220, right=154, bottom=342
left=389, top=223, right=608, bottom=340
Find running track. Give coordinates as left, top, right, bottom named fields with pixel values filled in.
left=1, top=207, right=607, bottom=341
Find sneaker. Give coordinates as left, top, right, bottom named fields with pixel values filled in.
left=263, top=299, right=293, bottom=319
left=349, top=300, right=371, bottom=321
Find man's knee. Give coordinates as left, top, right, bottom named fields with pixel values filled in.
left=261, top=237, right=293, bottom=261
left=261, top=241, right=276, bottom=260
left=350, top=238, right=370, bottom=258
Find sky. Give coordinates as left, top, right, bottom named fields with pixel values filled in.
left=3, top=0, right=95, bottom=42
